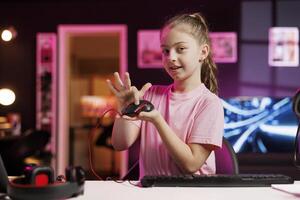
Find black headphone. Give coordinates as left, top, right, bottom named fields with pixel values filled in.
left=293, top=89, right=300, bottom=118
left=293, top=89, right=300, bottom=168
left=7, top=164, right=85, bottom=200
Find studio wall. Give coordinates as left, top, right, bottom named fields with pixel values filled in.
left=1, top=0, right=299, bottom=133
left=0, top=0, right=240, bottom=130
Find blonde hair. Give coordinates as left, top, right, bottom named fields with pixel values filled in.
left=161, top=12, right=219, bottom=95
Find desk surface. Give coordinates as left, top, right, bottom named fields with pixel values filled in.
left=76, top=181, right=300, bottom=200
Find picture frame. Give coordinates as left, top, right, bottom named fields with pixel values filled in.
left=268, top=27, right=299, bottom=67
left=209, top=32, right=237, bottom=63
left=137, top=30, right=162, bottom=68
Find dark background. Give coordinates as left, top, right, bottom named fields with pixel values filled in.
left=0, top=0, right=300, bottom=177
left=0, top=0, right=241, bottom=130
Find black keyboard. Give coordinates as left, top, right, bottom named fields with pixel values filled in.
left=140, top=174, right=294, bottom=187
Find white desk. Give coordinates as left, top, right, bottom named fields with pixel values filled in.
left=76, top=181, right=300, bottom=200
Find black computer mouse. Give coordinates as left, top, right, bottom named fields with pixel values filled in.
left=121, top=100, right=154, bottom=117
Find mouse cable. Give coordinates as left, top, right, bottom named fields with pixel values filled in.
left=88, top=108, right=119, bottom=181
left=88, top=108, right=139, bottom=185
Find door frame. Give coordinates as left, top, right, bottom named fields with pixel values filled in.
left=57, top=25, right=128, bottom=176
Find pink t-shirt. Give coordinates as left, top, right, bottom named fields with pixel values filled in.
left=131, top=83, right=224, bottom=178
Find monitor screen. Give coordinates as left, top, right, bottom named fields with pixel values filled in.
left=223, top=97, right=299, bottom=153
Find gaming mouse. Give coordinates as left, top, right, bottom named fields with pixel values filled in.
left=121, top=100, right=154, bottom=117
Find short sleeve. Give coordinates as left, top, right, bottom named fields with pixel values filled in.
left=188, top=98, right=224, bottom=149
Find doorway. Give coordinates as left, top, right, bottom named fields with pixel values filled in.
left=57, top=25, right=127, bottom=177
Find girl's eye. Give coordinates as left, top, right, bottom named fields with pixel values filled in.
left=178, top=47, right=186, bottom=52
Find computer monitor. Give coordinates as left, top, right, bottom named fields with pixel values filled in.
left=222, top=96, right=299, bottom=154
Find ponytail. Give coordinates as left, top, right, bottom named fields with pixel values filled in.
left=187, top=13, right=219, bottom=95
left=201, top=53, right=218, bottom=95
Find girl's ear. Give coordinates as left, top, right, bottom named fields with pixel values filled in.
left=199, top=44, right=209, bottom=62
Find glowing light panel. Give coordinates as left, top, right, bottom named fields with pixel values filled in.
left=0, top=88, right=16, bottom=106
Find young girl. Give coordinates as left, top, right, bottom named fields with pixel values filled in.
left=107, top=12, right=224, bottom=178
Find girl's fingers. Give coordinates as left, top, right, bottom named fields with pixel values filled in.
left=106, top=79, right=119, bottom=96
left=108, top=73, right=150, bottom=108
left=113, top=72, right=125, bottom=91
left=139, top=82, right=152, bottom=96
left=122, top=115, right=138, bottom=121
left=124, top=72, right=131, bottom=89
left=131, top=86, right=140, bottom=105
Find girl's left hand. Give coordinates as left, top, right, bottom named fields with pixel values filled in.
left=138, top=109, right=161, bottom=123
left=122, top=109, right=161, bottom=124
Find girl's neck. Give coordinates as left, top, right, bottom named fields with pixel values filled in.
left=172, top=80, right=202, bottom=93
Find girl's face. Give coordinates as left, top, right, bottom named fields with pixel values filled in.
left=160, top=24, right=207, bottom=86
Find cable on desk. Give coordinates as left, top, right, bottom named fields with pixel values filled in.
left=89, top=108, right=137, bottom=185
left=89, top=107, right=146, bottom=186
left=88, top=108, right=119, bottom=181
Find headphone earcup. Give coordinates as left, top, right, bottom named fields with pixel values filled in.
left=66, top=166, right=85, bottom=184
left=293, top=89, right=300, bottom=118
left=75, top=166, right=86, bottom=184
left=65, top=166, right=76, bottom=182
left=28, top=166, right=54, bottom=185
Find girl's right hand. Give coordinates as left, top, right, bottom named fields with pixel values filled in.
left=106, top=72, right=152, bottom=113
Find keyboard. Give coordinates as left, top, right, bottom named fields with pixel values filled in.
left=140, top=174, right=294, bottom=187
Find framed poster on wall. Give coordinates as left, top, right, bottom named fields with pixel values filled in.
left=209, top=32, right=237, bottom=63
left=268, top=27, right=299, bottom=67
left=137, top=30, right=162, bottom=68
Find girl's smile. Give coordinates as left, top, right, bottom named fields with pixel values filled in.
left=169, top=64, right=183, bottom=71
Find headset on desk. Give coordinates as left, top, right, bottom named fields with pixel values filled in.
left=0, top=155, right=85, bottom=200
